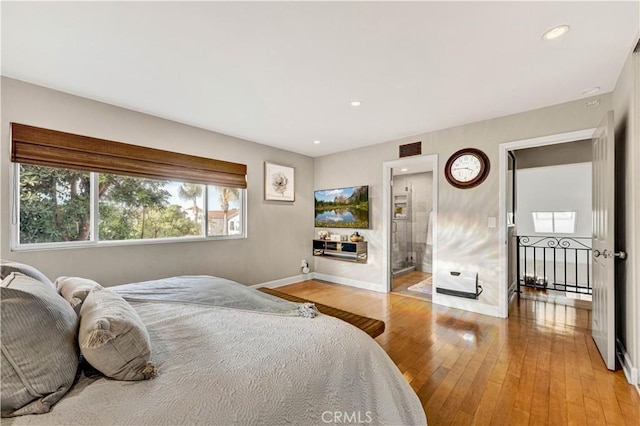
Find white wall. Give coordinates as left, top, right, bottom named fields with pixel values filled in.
left=0, top=77, right=315, bottom=287
left=516, top=164, right=593, bottom=291
left=516, top=163, right=592, bottom=237
left=314, top=94, right=611, bottom=317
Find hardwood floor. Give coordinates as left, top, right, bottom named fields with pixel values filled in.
left=393, top=270, right=432, bottom=301
left=277, top=279, right=640, bottom=426
left=392, top=270, right=431, bottom=289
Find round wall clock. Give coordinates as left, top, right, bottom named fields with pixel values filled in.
left=444, top=148, right=490, bottom=189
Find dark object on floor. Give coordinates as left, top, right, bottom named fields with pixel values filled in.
left=258, top=287, right=385, bottom=338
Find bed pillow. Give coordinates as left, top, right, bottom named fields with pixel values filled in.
left=55, top=276, right=104, bottom=314
left=1, top=272, right=79, bottom=417
left=79, top=287, right=156, bottom=381
left=0, top=260, right=53, bottom=287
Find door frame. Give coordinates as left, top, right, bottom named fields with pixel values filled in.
left=382, top=154, right=439, bottom=293
left=633, top=50, right=640, bottom=392
left=497, top=128, right=596, bottom=318
left=624, top=49, right=640, bottom=390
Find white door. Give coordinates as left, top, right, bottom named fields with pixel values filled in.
left=592, top=110, right=616, bottom=370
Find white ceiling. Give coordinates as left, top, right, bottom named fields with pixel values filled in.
left=2, top=1, right=638, bottom=157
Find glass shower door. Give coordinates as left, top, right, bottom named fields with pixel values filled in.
left=392, top=191, right=414, bottom=276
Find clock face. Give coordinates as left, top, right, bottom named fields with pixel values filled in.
left=445, top=148, right=490, bottom=189
left=450, top=154, right=482, bottom=182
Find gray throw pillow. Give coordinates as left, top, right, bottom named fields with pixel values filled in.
left=1, top=273, right=79, bottom=417
left=0, top=260, right=53, bottom=287
left=55, top=276, right=104, bottom=314
left=79, top=288, right=156, bottom=381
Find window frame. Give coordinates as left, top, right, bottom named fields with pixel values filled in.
left=11, top=164, right=247, bottom=252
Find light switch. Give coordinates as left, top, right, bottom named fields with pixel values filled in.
left=488, top=217, right=497, bottom=228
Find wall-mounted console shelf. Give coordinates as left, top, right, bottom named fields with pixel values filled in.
left=313, top=239, right=367, bottom=263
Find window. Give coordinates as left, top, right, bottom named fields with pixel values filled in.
left=11, top=123, right=247, bottom=249
left=98, top=176, right=203, bottom=241
left=16, top=165, right=246, bottom=248
left=18, top=165, right=91, bottom=244
left=206, top=185, right=243, bottom=237
left=532, top=211, right=576, bottom=234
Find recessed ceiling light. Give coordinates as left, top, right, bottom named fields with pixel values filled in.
left=313, top=140, right=321, bottom=144
left=400, top=168, right=408, bottom=172
left=581, top=87, right=601, bottom=96
left=542, top=25, right=570, bottom=40
left=350, top=101, right=362, bottom=107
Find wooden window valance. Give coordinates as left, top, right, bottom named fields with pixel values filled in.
left=10, top=123, right=247, bottom=188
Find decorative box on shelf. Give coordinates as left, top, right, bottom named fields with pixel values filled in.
left=313, top=239, right=367, bottom=263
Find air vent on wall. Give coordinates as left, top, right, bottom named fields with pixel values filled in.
left=399, top=141, right=422, bottom=158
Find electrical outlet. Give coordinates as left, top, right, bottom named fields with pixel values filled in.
left=301, top=259, right=310, bottom=274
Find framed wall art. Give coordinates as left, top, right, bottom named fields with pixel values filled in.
left=314, top=185, right=369, bottom=228
left=264, top=162, right=295, bottom=201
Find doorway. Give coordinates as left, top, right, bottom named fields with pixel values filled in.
left=382, top=155, right=438, bottom=300
left=511, top=140, right=594, bottom=308
left=498, top=128, right=595, bottom=317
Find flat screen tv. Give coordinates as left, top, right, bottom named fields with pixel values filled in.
left=314, top=185, right=369, bottom=229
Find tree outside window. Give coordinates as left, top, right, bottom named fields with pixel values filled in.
left=16, top=164, right=244, bottom=247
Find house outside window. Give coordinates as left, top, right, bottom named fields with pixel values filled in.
left=206, top=185, right=243, bottom=237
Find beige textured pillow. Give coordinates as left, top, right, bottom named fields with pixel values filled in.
left=79, top=288, right=156, bottom=381
left=55, top=276, right=104, bottom=314
left=0, top=259, right=53, bottom=287
left=1, top=273, right=79, bottom=417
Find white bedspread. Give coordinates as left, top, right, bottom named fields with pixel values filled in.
left=112, top=275, right=318, bottom=318
left=7, top=286, right=426, bottom=425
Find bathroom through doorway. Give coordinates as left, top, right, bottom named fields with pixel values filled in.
left=388, top=157, right=436, bottom=301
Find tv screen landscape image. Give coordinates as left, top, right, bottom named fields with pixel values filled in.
left=314, top=185, right=369, bottom=229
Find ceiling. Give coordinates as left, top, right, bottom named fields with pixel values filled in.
left=2, top=1, right=638, bottom=157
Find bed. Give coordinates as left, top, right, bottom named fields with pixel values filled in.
left=1, top=263, right=427, bottom=425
